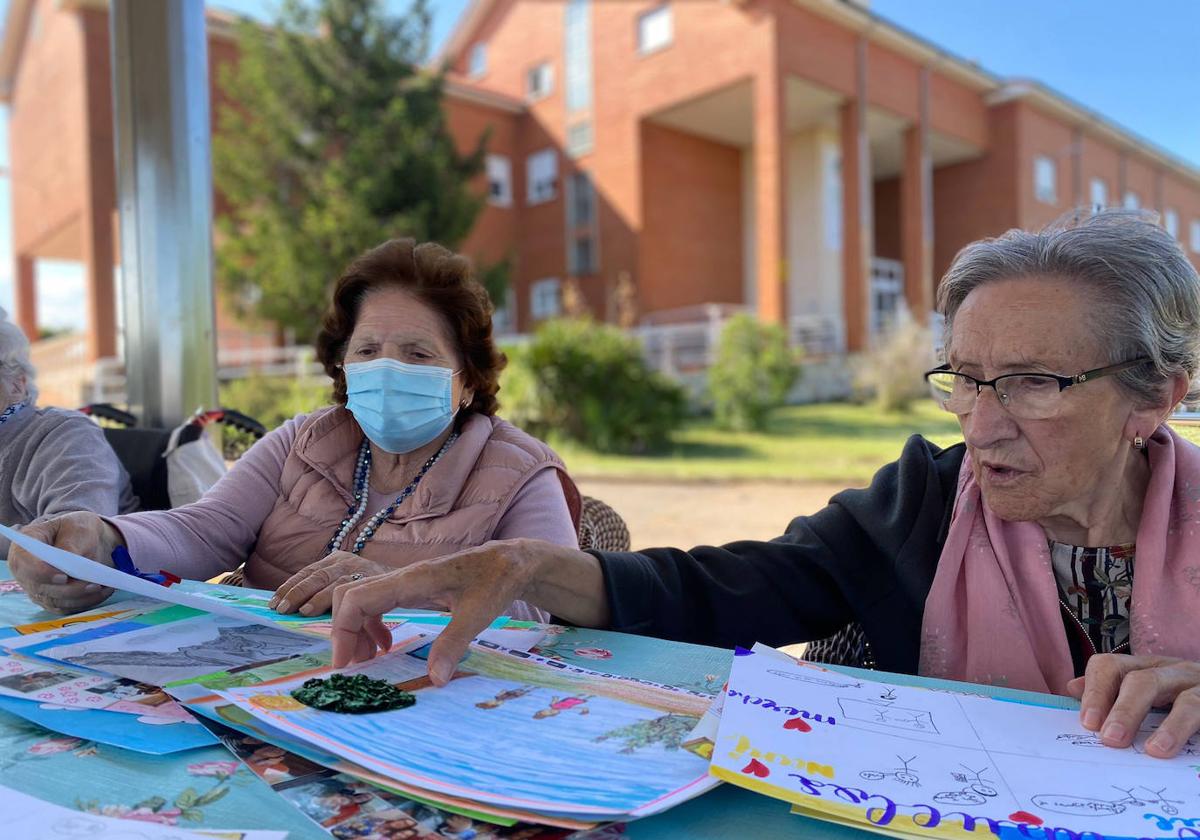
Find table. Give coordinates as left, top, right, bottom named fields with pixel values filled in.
left=0, top=563, right=1048, bottom=839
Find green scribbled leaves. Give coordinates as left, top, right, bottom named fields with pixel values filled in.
left=291, top=673, right=416, bottom=714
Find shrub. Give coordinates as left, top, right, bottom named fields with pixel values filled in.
left=707, top=314, right=802, bottom=431
left=501, top=319, right=686, bottom=453
left=853, top=309, right=936, bottom=412
left=218, top=373, right=333, bottom=458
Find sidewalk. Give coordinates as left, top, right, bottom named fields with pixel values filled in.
left=575, top=477, right=851, bottom=550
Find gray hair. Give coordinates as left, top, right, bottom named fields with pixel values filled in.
left=937, top=209, right=1200, bottom=407
left=0, top=309, right=37, bottom=405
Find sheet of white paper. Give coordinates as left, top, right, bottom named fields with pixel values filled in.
left=0, top=525, right=302, bottom=634
left=0, top=782, right=287, bottom=839
left=710, top=646, right=1200, bottom=839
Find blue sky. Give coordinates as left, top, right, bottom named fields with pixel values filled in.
left=1, top=0, right=1196, bottom=330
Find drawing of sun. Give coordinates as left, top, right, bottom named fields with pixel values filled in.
left=249, top=693, right=306, bottom=712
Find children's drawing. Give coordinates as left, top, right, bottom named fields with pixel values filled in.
left=767, top=669, right=862, bottom=689
left=593, top=714, right=698, bottom=754
left=932, top=765, right=999, bottom=806
left=476, top=685, right=535, bottom=709
left=858, top=755, right=920, bottom=787
left=1031, top=786, right=1183, bottom=818
left=41, top=617, right=328, bottom=685
left=533, top=694, right=591, bottom=718
left=213, top=645, right=716, bottom=819
left=838, top=697, right=939, bottom=734
left=1056, top=732, right=1104, bottom=747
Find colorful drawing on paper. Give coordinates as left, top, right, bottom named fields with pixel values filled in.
left=710, top=644, right=1200, bottom=840
left=30, top=615, right=329, bottom=685
left=209, top=643, right=716, bottom=819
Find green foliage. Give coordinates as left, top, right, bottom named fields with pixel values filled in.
left=218, top=374, right=333, bottom=458
left=214, top=0, right=490, bottom=341
left=502, top=320, right=686, bottom=454
left=707, top=314, right=802, bottom=431
left=853, top=309, right=935, bottom=413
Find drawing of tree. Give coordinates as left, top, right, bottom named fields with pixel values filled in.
left=593, top=714, right=699, bottom=754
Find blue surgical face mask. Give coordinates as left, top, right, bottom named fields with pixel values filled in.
left=343, top=358, right=460, bottom=454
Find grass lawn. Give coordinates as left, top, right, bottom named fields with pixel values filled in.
left=555, top=401, right=1200, bottom=486
left=554, top=401, right=964, bottom=485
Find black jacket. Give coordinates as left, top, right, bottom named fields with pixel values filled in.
left=596, top=434, right=1100, bottom=678
left=597, top=435, right=969, bottom=676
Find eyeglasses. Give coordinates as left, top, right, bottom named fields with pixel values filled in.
left=923, top=358, right=1151, bottom=420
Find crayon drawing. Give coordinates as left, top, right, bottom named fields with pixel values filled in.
left=36, top=615, right=328, bottom=685
left=215, top=646, right=715, bottom=817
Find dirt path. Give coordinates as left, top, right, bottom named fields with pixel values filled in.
left=574, top=477, right=852, bottom=550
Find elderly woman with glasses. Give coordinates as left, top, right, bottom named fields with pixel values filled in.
left=333, top=212, right=1200, bottom=757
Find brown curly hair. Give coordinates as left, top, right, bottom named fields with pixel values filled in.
left=315, top=239, right=506, bottom=416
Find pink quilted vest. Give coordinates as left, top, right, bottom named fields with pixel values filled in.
left=242, top=406, right=580, bottom=590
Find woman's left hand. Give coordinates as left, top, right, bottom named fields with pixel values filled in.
left=1066, top=653, right=1200, bottom=758
left=269, top=551, right=390, bottom=617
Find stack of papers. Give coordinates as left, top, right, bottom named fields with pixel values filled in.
left=0, top=525, right=716, bottom=835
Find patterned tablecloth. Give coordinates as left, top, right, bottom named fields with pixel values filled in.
left=0, top=563, right=878, bottom=839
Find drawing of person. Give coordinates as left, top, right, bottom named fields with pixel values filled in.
left=474, top=685, right=534, bottom=710
left=532, top=695, right=591, bottom=719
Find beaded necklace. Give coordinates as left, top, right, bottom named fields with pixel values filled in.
left=0, top=401, right=27, bottom=427
left=325, top=432, right=459, bottom=557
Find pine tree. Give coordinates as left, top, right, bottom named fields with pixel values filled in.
left=213, top=0, right=494, bottom=341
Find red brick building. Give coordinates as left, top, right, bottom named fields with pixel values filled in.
left=3, top=0, right=1200, bottom=374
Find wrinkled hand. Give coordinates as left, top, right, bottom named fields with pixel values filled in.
left=269, top=551, right=391, bottom=617
left=1067, top=653, right=1200, bottom=758
left=330, top=539, right=567, bottom=684
left=7, top=512, right=123, bottom=614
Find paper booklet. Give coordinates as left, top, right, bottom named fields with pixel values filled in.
left=710, top=643, right=1200, bottom=840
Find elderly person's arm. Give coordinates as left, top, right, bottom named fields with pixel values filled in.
left=271, top=467, right=579, bottom=618
left=8, top=416, right=306, bottom=613
left=0, top=412, right=134, bottom=559
left=331, top=435, right=962, bottom=683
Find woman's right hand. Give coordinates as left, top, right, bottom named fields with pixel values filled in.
left=8, top=512, right=125, bottom=614
left=330, top=538, right=611, bottom=684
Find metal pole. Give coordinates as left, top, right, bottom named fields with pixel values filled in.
left=110, top=0, right=217, bottom=428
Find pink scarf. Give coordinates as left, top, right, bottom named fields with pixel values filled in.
left=919, top=425, right=1200, bottom=695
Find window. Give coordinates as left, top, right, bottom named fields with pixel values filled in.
left=1123, top=191, right=1141, bottom=210
left=1089, top=178, right=1108, bottom=212
left=637, top=6, right=673, bottom=55
left=566, top=120, right=594, bottom=158
left=492, top=286, right=515, bottom=334
left=486, top=155, right=512, bottom=207
left=530, top=278, right=562, bottom=320
left=1033, top=156, right=1057, bottom=204
left=565, top=0, right=592, bottom=113
left=1165, top=209, right=1179, bottom=239
left=1191, top=220, right=1200, bottom=254
left=526, top=149, right=558, bottom=205
left=468, top=43, right=487, bottom=78
left=566, top=172, right=598, bottom=274
left=526, top=62, right=553, bottom=100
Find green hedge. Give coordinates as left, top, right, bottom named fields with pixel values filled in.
left=707, top=314, right=802, bottom=431
left=500, top=319, right=686, bottom=453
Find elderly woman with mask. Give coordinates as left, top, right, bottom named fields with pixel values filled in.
left=9, top=240, right=578, bottom=618
left=0, top=310, right=137, bottom=552
left=328, top=212, right=1200, bottom=760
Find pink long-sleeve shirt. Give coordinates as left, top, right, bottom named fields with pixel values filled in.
left=111, top=415, right=578, bottom=583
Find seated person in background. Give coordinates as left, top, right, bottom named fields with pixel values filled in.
left=9, top=239, right=579, bottom=619
left=0, top=308, right=136, bottom=557
left=326, top=212, right=1200, bottom=759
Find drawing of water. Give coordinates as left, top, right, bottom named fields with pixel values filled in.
left=274, top=674, right=707, bottom=813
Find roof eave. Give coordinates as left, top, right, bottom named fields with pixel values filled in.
left=989, top=80, right=1200, bottom=190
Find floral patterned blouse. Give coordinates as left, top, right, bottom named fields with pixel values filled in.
left=1050, top=541, right=1135, bottom=654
